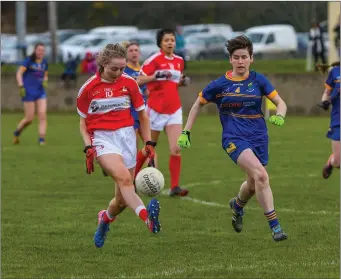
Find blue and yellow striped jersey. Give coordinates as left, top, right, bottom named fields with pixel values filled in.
left=199, top=70, right=278, bottom=137
left=325, top=65, right=340, bottom=127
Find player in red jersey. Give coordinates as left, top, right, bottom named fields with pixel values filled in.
left=77, top=44, right=161, bottom=248
left=136, top=28, right=190, bottom=197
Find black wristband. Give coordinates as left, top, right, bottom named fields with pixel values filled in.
left=276, top=114, right=284, bottom=119
left=146, top=141, right=157, bottom=147
left=83, top=145, right=94, bottom=153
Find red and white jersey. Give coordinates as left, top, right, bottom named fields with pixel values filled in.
left=140, top=50, right=184, bottom=114
left=77, top=72, right=145, bottom=133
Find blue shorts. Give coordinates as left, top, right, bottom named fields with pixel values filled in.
left=222, top=135, right=269, bottom=166
left=327, top=126, right=340, bottom=141
left=22, top=89, right=46, bottom=102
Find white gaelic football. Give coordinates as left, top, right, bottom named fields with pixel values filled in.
left=135, top=167, right=165, bottom=197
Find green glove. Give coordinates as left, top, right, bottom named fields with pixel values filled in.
left=19, top=86, right=26, bottom=98
left=43, top=80, right=48, bottom=89
left=177, top=130, right=191, bottom=148
left=269, top=115, right=285, bottom=126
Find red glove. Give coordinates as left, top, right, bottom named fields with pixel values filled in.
left=144, top=141, right=156, bottom=158
left=84, top=145, right=96, bottom=174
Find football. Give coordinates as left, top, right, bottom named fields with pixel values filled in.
left=135, top=167, right=165, bottom=197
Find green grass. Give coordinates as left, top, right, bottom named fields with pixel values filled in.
left=2, top=114, right=339, bottom=279
left=1, top=59, right=307, bottom=76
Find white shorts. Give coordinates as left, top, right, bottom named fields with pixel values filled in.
left=147, top=106, right=183, bottom=131
left=92, top=127, right=136, bottom=169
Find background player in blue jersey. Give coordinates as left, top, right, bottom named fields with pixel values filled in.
left=124, top=42, right=148, bottom=144
left=318, top=62, right=340, bottom=178
left=177, top=35, right=288, bottom=242
left=13, top=43, right=48, bottom=145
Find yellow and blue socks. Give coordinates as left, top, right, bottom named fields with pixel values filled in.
left=264, top=209, right=279, bottom=229
left=14, top=129, right=21, bottom=137
left=234, top=196, right=247, bottom=213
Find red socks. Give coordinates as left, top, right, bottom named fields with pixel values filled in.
left=169, top=155, right=181, bottom=189
left=134, top=150, right=148, bottom=180
left=102, top=211, right=116, bottom=224
left=135, top=205, right=148, bottom=223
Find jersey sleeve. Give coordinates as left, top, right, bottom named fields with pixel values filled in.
left=77, top=83, right=91, bottom=118
left=140, top=56, right=157, bottom=76
left=325, top=69, right=334, bottom=90
left=199, top=80, right=220, bottom=104
left=258, top=73, right=278, bottom=99
left=128, top=79, right=145, bottom=111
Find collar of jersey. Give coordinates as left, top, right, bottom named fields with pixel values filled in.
left=160, top=50, right=174, bottom=60
left=126, top=63, right=141, bottom=71
left=225, top=70, right=250, bottom=81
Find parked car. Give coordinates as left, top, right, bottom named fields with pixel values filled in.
left=245, top=24, right=298, bottom=58
left=185, top=33, right=227, bottom=61
left=183, top=24, right=233, bottom=39
left=59, top=34, right=107, bottom=62
left=89, top=26, right=138, bottom=37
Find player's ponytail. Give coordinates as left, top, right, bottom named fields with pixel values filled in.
left=317, top=61, right=340, bottom=74
left=96, top=43, right=127, bottom=73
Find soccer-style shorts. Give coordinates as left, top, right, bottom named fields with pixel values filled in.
left=222, top=134, right=269, bottom=166
left=147, top=106, right=183, bottom=131
left=22, top=89, right=46, bottom=102
left=92, top=127, right=137, bottom=169
left=327, top=126, right=340, bottom=141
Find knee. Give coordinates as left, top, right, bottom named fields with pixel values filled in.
left=170, top=145, right=181, bottom=155
left=252, top=167, right=269, bottom=186
left=37, top=113, right=46, bottom=122
left=116, top=175, right=133, bottom=188
left=25, top=116, right=34, bottom=124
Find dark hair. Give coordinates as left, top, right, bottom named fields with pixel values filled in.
left=317, top=61, right=340, bottom=74
left=156, top=28, right=175, bottom=48
left=96, top=43, right=127, bottom=73
left=30, top=42, right=45, bottom=61
left=226, top=35, right=253, bottom=57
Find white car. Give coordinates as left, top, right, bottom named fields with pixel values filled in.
left=59, top=34, right=107, bottom=62
left=84, top=36, right=130, bottom=56
left=1, top=36, right=18, bottom=64
left=85, top=34, right=159, bottom=62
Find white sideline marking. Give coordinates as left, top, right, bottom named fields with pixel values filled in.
left=160, top=173, right=339, bottom=216
left=181, top=196, right=339, bottom=216
left=161, top=173, right=319, bottom=195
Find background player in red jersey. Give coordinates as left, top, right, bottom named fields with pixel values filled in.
left=77, top=44, right=161, bottom=248
left=136, top=29, right=189, bottom=197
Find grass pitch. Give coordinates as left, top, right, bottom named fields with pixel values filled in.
left=2, top=113, right=339, bottom=279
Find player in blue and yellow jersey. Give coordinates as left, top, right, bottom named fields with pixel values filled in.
left=124, top=41, right=148, bottom=139
left=177, top=35, right=288, bottom=242
left=13, top=43, right=48, bottom=145
left=318, top=62, right=340, bottom=178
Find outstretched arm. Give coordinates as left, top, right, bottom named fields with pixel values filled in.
left=184, top=97, right=204, bottom=131
left=178, top=97, right=205, bottom=148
